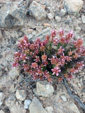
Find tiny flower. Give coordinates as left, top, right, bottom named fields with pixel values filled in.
left=66, top=56, right=72, bottom=62
left=74, top=39, right=83, bottom=48
left=42, top=54, right=47, bottom=61
left=73, top=53, right=79, bottom=59
left=57, top=47, right=64, bottom=55
left=46, top=35, right=50, bottom=41
left=47, top=77, right=52, bottom=82
left=70, top=68, right=76, bottom=73
left=58, top=77, right=63, bottom=82
left=31, top=62, right=38, bottom=68
left=51, top=30, right=56, bottom=38
left=59, top=29, right=64, bottom=37
left=68, top=50, right=73, bottom=56
left=52, top=66, right=61, bottom=76
left=40, top=46, right=45, bottom=51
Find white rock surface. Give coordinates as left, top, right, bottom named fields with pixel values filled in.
left=10, top=103, right=26, bottom=113
left=29, top=97, right=47, bottom=113
left=55, top=16, right=61, bottom=22
left=24, top=99, right=31, bottom=109
left=82, top=15, right=85, bottom=24
left=5, top=95, right=16, bottom=107
left=68, top=102, right=80, bottom=113
left=16, top=90, right=26, bottom=101
left=47, top=13, right=54, bottom=20
left=28, top=1, right=46, bottom=20
left=8, top=68, right=20, bottom=80
left=64, top=0, right=83, bottom=13
left=45, top=106, right=53, bottom=113
left=60, top=94, right=67, bottom=102
left=0, top=92, right=5, bottom=101
left=0, top=100, right=3, bottom=106
left=0, top=110, right=5, bottom=113
left=34, top=81, right=54, bottom=97
left=60, top=9, right=66, bottom=16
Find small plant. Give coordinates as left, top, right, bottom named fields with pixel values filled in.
left=12, top=30, right=85, bottom=82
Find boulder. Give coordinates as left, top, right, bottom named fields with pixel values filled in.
left=64, top=0, right=83, bottom=14
left=0, top=3, right=25, bottom=28
left=29, top=97, right=47, bottom=113
left=5, top=95, right=16, bottom=107
left=16, top=89, right=26, bottom=101
left=34, top=81, right=54, bottom=97
left=82, top=15, right=85, bottom=24
left=10, top=103, right=26, bottom=113
left=28, top=1, right=47, bottom=20
left=24, top=99, right=31, bottom=109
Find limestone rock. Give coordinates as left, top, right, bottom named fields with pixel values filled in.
left=29, top=97, right=47, bottom=113
left=60, top=94, right=67, bottom=102
left=33, top=27, right=51, bottom=41
left=5, top=95, right=16, bottom=107
left=55, top=16, right=61, bottom=22
left=82, top=15, right=85, bottom=24
left=45, top=106, right=53, bottom=113
left=60, top=9, right=66, bottom=17
left=47, top=13, right=54, bottom=20
left=64, top=0, right=83, bottom=13
left=34, top=81, right=54, bottom=97
left=8, top=68, right=20, bottom=80
left=10, top=103, right=26, bottom=113
left=0, top=92, right=5, bottom=101
left=0, top=3, right=25, bottom=28
left=0, top=110, right=5, bottom=113
left=24, top=99, right=31, bottom=109
left=68, top=102, right=80, bottom=113
left=16, top=89, right=26, bottom=101
left=28, top=1, right=47, bottom=20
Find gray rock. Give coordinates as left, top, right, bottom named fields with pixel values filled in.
left=0, top=3, right=25, bottom=28
left=45, top=106, right=53, bottom=113
left=29, top=97, right=47, bottom=113
left=0, top=92, right=5, bottom=101
left=28, top=1, right=46, bottom=20
left=64, top=0, right=83, bottom=14
left=24, top=99, right=31, bottom=109
left=5, top=95, right=16, bottom=107
left=47, top=13, right=54, bottom=20
left=55, top=16, right=61, bottom=22
left=68, top=102, right=80, bottom=113
left=34, top=81, right=54, bottom=97
left=0, top=100, right=3, bottom=106
left=60, top=94, right=67, bottom=101
left=16, top=89, right=26, bottom=101
left=81, top=15, right=85, bottom=24
left=32, top=27, right=51, bottom=41
left=60, top=9, right=66, bottom=17
left=0, top=110, right=5, bottom=113
left=10, top=103, right=26, bottom=113
left=8, top=68, right=20, bottom=80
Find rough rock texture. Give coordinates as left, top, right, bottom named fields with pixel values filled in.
left=64, top=0, right=83, bottom=13
left=28, top=1, right=47, bottom=20
left=5, top=95, right=16, bottom=107
left=0, top=3, right=25, bottom=28
left=16, top=90, right=26, bottom=101
left=29, top=97, right=47, bottom=113
left=24, top=99, right=31, bottom=109
left=34, top=81, right=54, bottom=97
left=10, top=103, right=26, bottom=113
left=8, top=68, right=20, bottom=80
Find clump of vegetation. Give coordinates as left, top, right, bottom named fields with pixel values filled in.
left=12, top=30, right=85, bottom=82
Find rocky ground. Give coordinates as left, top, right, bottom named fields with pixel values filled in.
left=0, top=0, right=85, bottom=113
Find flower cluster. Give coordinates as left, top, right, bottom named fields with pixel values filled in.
left=12, top=30, right=85, bottom=82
